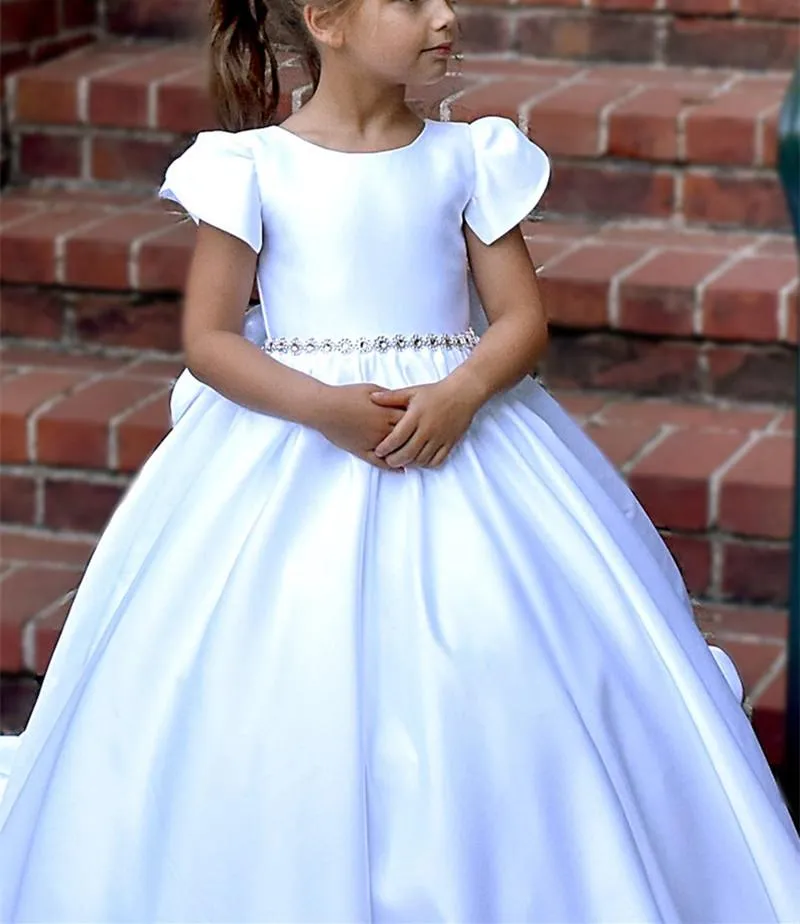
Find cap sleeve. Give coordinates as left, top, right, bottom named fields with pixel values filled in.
left=464, top=117, right=551, bottom=246
left=159, top=131, right=262, bottom=253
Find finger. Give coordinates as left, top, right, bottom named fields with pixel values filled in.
left=389, top=409, right=405, bottom=426
left=385, top=432, right=427, bottom=468
left=430, top=445, right=450, bottom=468
left=365, top=451, right=396, bottom=471
left=370, top=388, right=414, bottom=407
left=415, top=440, right=438, bottom=467
left=374, top=415, right=418, bottom=458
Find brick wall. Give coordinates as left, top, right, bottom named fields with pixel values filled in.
left=0, top=0, right=98, bottom=89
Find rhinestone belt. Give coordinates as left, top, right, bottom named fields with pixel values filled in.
left=262, top=328, right=479, bottom=356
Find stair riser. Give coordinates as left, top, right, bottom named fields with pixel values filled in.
left=0, top=463, right=790, bottom=606
left=459, top=10, right=800, bottom=71
left=102, top=1, right=800, bottom=70
left=0, top=311, right=795, bottom=405
left=9, top=129, right=792, bottom=232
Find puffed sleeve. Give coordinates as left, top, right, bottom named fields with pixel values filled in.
left=159, top=131, right=263, bottom=253
left=464, top=117, right=551, bottom=246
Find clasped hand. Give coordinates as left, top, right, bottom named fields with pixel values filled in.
left=317, top=377, right=481, bottom=471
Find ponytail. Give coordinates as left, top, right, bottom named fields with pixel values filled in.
left=209, top=0, right=322, bottom=132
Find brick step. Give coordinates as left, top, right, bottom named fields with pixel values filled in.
left=1, top=185, right=796, bottom=402
left=106, top=0, right=800, bottom=71
left=458, top=2, right=799, bottom=71
left=0, top=342, right=793, bottom=608
left=0, top=532, right=791, bottom=767
left=4, top=43, right=795, bottom=230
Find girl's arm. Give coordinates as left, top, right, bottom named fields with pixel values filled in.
left=181, top=223, right=402, bottom=468
left=448, top=223, right=548, bottom=404
left=371, top=224, right=547, bottom=469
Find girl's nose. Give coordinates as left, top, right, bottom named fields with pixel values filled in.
left=434, top=0, right=457, bottom=27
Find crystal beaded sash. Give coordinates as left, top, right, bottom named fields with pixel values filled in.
left=262, top=328, right=479, bottom=356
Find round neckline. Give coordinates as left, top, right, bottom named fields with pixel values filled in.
left=269, top=119, right=430, bottom=157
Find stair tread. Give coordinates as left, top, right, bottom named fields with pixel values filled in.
left=0, top=340, right=793, bottom=536
left=1, top=185, right=795, bottom=347
left=5, top=41, right=793, bottom=172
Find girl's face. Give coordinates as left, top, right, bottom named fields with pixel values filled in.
left=336, top=0, right=457, bottom=86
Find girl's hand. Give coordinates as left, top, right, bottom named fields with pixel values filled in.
left=315, top=384, right=406, bottom=470
left=369, top=378, right=481, bottom=469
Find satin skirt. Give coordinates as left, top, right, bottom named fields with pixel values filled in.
left=0, top=337, right=798, bottom=922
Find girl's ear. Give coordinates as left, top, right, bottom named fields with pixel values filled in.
left=303, top=4, right=346, bottom=50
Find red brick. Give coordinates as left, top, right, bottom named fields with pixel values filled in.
left=106, top=0, right=202, bottom=36
left=43, top=477, right=126, bottom=532
left=458, top=9, right=516, bottom=54
left=517, top=12, right=658, bottom=63
left=600, top=399, right=776, bottom=432
left=459, top=59, right=579, bottom=80
left=0, top=674, right=40, bottom=732
left=662, top=532, right=711, bottom=596
left=0, top=474, right=36, bottom=525
left=91, top=136, right=178, bottom=184
left=721, top=540, right=789, bottom=606
left=0, top=369, right=87, bottom=462
left=666, top=20, right=800, bottom=70
left=88, top=49, right=202, bottom=129
left=710, top=639, right=781, bottom=699
left=608, top=86, right=710, bottom=162
left=751, top=666, right=786, bottom=768
left=125, top=357, right=185, bottom=379
left=739, top=0, right=800, bottom=18
left=619, top=250, right=727, bottom=336
left=0, top=0, right=57, bottom=46
left=705, top=345, right=795, bottom=404
left=598, top=225, right=755, bottom=251
left=0, top=286, right=64, bottom=340
left=29, top=31, right=95, bottom=66
left=0, top=529, right=93, bottom=567
left=701, top=256, right=797, bottom=342
left=0, top=565, right=80, bottom=670
left=136, top=218, right=194, bottom=292
left=666, top=0, right=734, bottom=12
left=62, top=0, right=96, bottom=28
left=74, top=296, right=182, bottom=351
left=450, top=79, right=552, bottom=124
left=37, top=377, right=165, bottom=468
left=528, top=79, right=634, bottom=158
left=543, top=333, right=703, bottom=396
left=156, top=65, right=217, bottom=134
left=14, top=47, right=133, bottom=124
left=64, top=210, right=176, bottom=289
left=543, top=163, right=674, bottom=220
left=0, top=205, right=109, bottom=284
left=695, top=602, right=787, bottom=644
left=683, top=172, right=788, bottom=231
left=18, top=132, right=82, bottom=179
left=0, top=345, right=128, bottom=374
left=718, top=436, right=793, bottom=539
left=593, top=0, right=657, bottom=9
left=0, top=48, right=31, bottom=86
left=117, top=391, right=171, bottom=472
left=584, top=419, right=661, bottom=467
left=628, top=430, right=748, bottom=530
left=540, top=243, right=645, bottom=327
left=685, top=85, right=783, bottom=167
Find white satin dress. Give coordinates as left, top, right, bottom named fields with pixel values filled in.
left=0, top=117, right=798, bottom=922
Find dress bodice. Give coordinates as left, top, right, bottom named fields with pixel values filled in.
left=161, top=116, right=549, bottom=342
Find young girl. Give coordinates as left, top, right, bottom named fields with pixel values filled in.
left=1, top=0, right=798, bottom=918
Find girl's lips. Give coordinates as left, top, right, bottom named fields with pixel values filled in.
left=427, top=44, right=453, bottom=56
